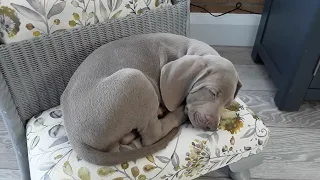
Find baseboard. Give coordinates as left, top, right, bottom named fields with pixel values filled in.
left=189, top=13, right=261, bottom=46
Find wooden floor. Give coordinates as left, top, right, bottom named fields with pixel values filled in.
left=1, top=46, right=320, bottom=180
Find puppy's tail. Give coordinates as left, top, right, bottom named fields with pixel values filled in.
left=77, top=128, right=179, bottom=166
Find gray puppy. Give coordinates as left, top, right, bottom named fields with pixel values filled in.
left=61, top=33, right=242, bottom=166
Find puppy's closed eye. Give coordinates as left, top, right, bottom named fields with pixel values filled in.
left=190, top=86, right=215, bottom=101
left=208, top=88, right=219, bottom=99
left=199, top=87, right=218, bottom=102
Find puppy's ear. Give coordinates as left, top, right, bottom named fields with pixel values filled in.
left=160, top=55, right=207, bottom=111
left=234, top=79, right=242, bottom=98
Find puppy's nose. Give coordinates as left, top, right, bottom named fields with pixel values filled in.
left=206, top=124, right=218, bottom=131
left=209, top=124, right=218, bottom=131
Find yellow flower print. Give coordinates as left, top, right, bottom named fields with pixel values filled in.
left=219, top=109, right=244, bottom=134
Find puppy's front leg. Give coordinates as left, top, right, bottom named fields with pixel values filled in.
left=141, top=105, right=187, bottom=146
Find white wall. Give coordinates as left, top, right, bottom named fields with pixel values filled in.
left=189, top=13, right=261, bottom=46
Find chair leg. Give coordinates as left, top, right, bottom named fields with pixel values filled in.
left=228, top=153, right=263, bottom=180
left=229, top=169, right=251, bottom=180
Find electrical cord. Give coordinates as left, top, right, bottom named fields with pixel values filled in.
left=190, top=2, right=260, bottom=17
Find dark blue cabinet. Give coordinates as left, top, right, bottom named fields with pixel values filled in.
left=252, top=0, right=320, bottom=111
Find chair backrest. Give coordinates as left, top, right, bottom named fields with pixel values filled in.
left=0, top=0, right=188, bottom=122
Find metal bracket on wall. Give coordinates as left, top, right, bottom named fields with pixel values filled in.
left=313, top=56, right=320, bottom=76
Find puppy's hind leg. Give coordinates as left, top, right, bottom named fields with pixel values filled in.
left=140, top=105, right=188, bottom=146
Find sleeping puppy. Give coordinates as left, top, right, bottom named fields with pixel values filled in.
left=61, top=33, right=242, bottom=166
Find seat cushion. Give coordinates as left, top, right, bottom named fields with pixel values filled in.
left=0, top=0, right=172, bottom=44
left=26, top=98, right=270, bottom=180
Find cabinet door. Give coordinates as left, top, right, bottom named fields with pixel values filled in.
left=310, top=57, right=320, bottom=88
left=260, top=0, right=319, bottom=84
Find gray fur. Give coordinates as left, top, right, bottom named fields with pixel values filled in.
left=61, top=33, right=241, bottom=165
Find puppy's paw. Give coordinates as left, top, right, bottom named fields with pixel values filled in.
left=174, top=105, right=188, bottom=125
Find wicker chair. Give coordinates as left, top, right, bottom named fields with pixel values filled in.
left=0, top=0, right=269, bottom=179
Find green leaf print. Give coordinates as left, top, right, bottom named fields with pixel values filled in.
left=97, top=167, right=116, bottom=177
left=78, top=167, right=91, bottom=180
left=111, top=10, right=122, bottom=19
left=63, top=161, right=73, bottom=176
left=131, top=166, right=140, bottom=178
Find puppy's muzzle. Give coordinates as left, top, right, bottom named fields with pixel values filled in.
left=194, top=111, right=219, bottom=131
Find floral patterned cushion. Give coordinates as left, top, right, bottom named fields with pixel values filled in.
left=26, top=98, right=270, bottom=180
left=0, top=0, right=172, bottom=44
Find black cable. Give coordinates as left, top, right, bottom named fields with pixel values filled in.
left=190, top=2, right=260, bottom=17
